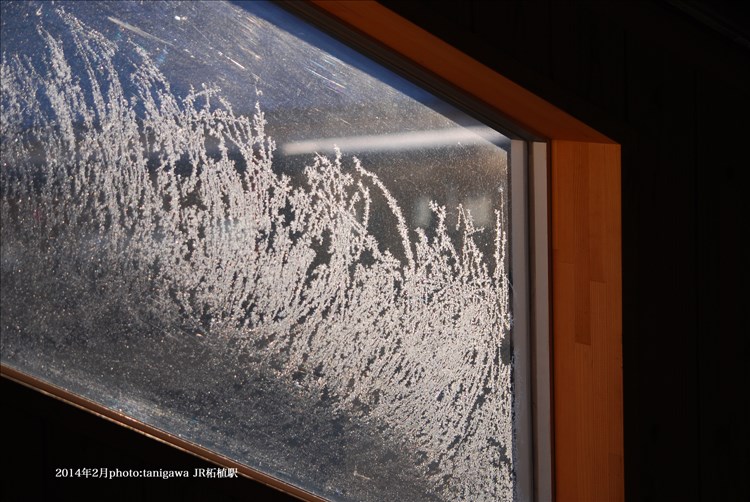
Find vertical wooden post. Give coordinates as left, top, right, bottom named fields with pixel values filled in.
left=551, top=140, right=623, bottom=501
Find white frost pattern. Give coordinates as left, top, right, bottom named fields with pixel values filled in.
left=0, top=11, right=514, bottom=501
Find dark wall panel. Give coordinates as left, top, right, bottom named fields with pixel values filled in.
left=695, top=76, right=750, bottom=501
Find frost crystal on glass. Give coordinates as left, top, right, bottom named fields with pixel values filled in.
left=1, top=2, right=516, bottom=500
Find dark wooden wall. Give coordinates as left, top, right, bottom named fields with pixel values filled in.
left=377, top=0, right=749, bottom=500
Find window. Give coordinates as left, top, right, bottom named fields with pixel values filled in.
left=0, top=1, right=548, bottom=501
left=2, top=1, right=623, bottom=501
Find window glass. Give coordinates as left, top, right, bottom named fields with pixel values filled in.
left=0, top=1, right=516, bottom=500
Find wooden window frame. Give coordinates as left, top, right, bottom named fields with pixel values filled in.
left=2, top=2, right=623, bottom=500
left=302, top=2, right=624, bottom=501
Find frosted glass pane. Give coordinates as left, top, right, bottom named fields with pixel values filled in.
left=0, top=1, right=517, bottom=500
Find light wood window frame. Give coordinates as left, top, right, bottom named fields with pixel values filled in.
left=303, top=2, right=624, bottom=501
